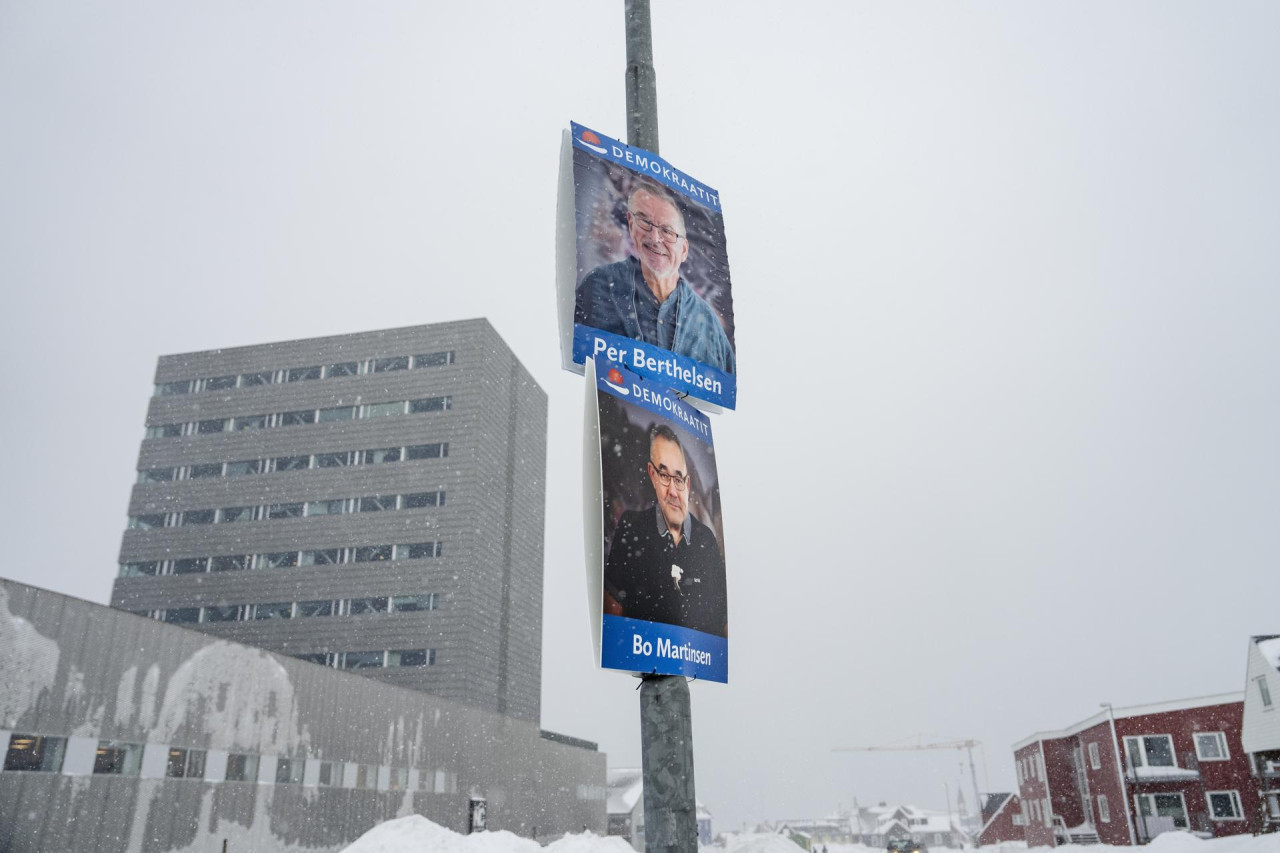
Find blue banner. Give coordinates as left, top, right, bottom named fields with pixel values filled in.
left=578, top=326, right=735, bottom=410
left=602, top=614, right=728, bottom=683
left=571, top=122, right=721, bottom=212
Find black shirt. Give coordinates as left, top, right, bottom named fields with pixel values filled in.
left=603, top=505, right=728, bottom=637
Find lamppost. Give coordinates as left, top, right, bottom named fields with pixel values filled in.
left=1101, top=703, right=1139, bottom=845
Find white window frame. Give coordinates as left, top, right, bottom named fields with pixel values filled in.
left=1097, top=794, right=1110, bottom=823
left=1134, top=792, right=1188, bottom=829
left=1194, top=731, right=1229, bottom=762
left=1124, top=733, right=1177, bottom=768
left=1206, top=790, right=1243, bottom=821
left=1256, top=676, right=1273, bottom=709
left=1088, top=741, right=1101, bottom=770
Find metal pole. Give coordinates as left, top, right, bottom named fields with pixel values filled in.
left=624, top=0, right=659, bottom=153
left=640, top=675, right=698, bottom=853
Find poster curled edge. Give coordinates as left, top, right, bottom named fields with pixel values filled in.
left=583, top=357, right=604, bottom=668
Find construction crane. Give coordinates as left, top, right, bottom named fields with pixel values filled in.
left=833, top=738, right=986, bottom=847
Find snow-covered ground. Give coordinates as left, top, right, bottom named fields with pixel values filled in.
left=342, top=820, right=1278, bottom=853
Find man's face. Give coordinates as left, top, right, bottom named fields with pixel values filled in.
left=627, top=190, right=689, bottom=280
left=648, top=435, right=688, bottom=533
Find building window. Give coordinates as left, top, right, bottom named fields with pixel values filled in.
left=314, top=451, right=352, bottom=468
left=4, top=734, right=66, bottom=772
left=409, top=396, right=450, bottom=413
left=156, top=380, right=191, bottom=396
left=138, top=467, right=176, bottom=483
left=119, top=561, right=162, bottom=577
left=1207, top=791, right=1243, bottom=820
left=203, top=604, right=241, bottom=623
left=1258, top=676, right=1274, bottom=708
left=300, top=548, right=341, bottom=566
left=260, top=552, right=299, bottom=569
left=1096, top=795, right=1110, bottom=823
left=204, top=375, right=237, bottom=391
left=209, top=554, right=250, bottom=573
left=225, top=753, right=258, bottom=782
left=196, top=419, right=227, bottom=434
left=1087, top=742, right=1101, bottom=769
left=391, top=594, right=438, bottom=613
left=1135, top=793, right=1188, bottom=829
left=279, top=410, right=316, bottom=426
left=355, top=764, right=374, bottom=789
left=165, top=748, right=206, bottom=779
left=325, top=361, right=359, bottom=378
left=396, top=542, right=442, bottom=560
left=296, top=600, right=333, bottom=618
left=220, top=506, right=257, bottom=524
left=317, top=406, right=354, bottom=423
left=181, top=509, right=217, bottom=526
left=347, top=597, right=389, bottom=616
left=403, top=491, right=444, bottom=508
left=225, top=459, right=263, bottom=477
left=239, top=371, right=274, bottom=387
left=147, top=423, right=184, bottom=438
left=1042, top=798, right=1051, bottom=827
left=163, top=608, right=201, bottom=624
left=364, top=401, right=405, bottom=418
left=286, top=365, right=322, bottom=382
left=406, top=442, right=448, bottom=460
left=129, top=513, right=168, bottom=530
left=294, top=652, right=331, bottom=666
left=365, top=447, right=401, bottom=464
left=266, top=503, right=304, bottom=520
left=188, top=463, right=223, bottom=479
left=273, top=455, right=310, bottom=472
left=171, top=558, right=208, bottom=575
left=275, top=758, right=303, bottom=784
left=317, top=761, right=340, bottom=786
left=1124, top=734, right=1176, bottom=768
left=94, top=741, right=143, bottom=776
left=305, top=499, right=347, bottom=516
left=342, top=651, right=385, bottom=670
left=353, top=545, right=393, bottom=563
left=388, top=649, right=434, bottom=667
left=389, top=767, right=409, bottom=790
left=373, top=356, right=409, bottom=373
left=253, top=602, right=294, bottom=620
left=1194, top=732, right=1229, bottom=762
left=414, top=351, right=455, bottom=368
left=357, top=494, right=396, bottom=512
left=233, top=415, right=268, bottom=431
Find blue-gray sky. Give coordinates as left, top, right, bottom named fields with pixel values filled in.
left=1, top=0, right=1277, bottom=832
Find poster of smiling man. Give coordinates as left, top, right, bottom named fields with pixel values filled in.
left=582, top=358, right=729, bottom=682
left=558, top=121, right=738, bottom=410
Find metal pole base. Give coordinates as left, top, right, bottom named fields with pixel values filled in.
left=640, top=675, right=697, bottom=853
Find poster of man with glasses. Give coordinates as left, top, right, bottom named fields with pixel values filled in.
left=586, top=359, right=728, bottom=682
left=560, top=121, right=737, bottom=410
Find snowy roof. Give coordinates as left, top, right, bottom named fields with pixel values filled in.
left=606, top=768, right=644, bottom=816
left=1255, top=636, right=1280, bottom=672
left=981, top=793, right=1014, bottom=824
left=1127, top=766, right=1201, bottom=782
left=1011, top=691, right=1244, bottom=751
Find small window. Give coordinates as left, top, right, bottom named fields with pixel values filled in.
left=305, top=499, right=347, bottom=517
left=225, top=753, right=258, bottom=782
left=389, top=767, right=409, bottom=790
left=341, top=651, right=385, bottom=670
left=138, top=467, right=176, bottom=483
left=373, top=356, right=409, bottom=373
left=317, top=406, right=354, bottom=423
left=147, top=423, right=184, bottom=439
left=166, top=748, right=206, bottom=779
left=210, top=554, right=250, bottom=572
left=181, top=509, right=216, bottom=526
left=388, top=649, right=433, bottom=667
left=94, top=741, right=143, bottom=776
left=119, top=561, right=161, bottom=577
left=275, top=758, right=303, bottom=784
left=266, top=503, right=304, bottom=520
left=1258, top=676, right=1274, bottom=708
left=204, top=375, right=237, bottom=391
left=286, top=365, right=322, bottom=382
left=402, top=491, right=443, bottom=509
left=220, top=506, right=257, bottom=524
left=273, top=455, right=310, bottom=472
left=1208, top=791, right=1243, bottom=820
left=413, top=351, right=454, bottom=368
left=171, top=558, right=208, bottom=575
left=325, top=361, right=359, bottom=378
left=260, top=552, right=298, bottom=569
left=233, top=415, right=268, bottom=431
left=253, top=602, right=293, bottom=620
left=318, top=761, right=340, bottom=786
left=294, top=652, right=330, bottom=665
left=1097, top=794, right=1110, bottom=823
left=239, top=371, right=274, bottom=387
left=355, top=764, right=374, bottom=789
left=163, top=607, right=201, bottom=624
left=353, top=545, right=393, bottom=563
left=188, top=463, right=223, bottom=479
left=300, top=548, right=341, bottom=566
left=357, top=495, right=396, bottom=513
left=156, top=380, right=191, bottom=396
left=1126, top=735, right=1175, bottom=768
left=4, top=734, right=67, bottom=772
left=314, top=452, right=351, bottom=468
left=364, top=447, right=401, bottom=464
left=196, top=419, right=227, bottom=434
left=397, top=542, right=441, bottom=560
left=225, top=459, right=263, bottom=477
left=391, top=594, right=438, bottom=613
left=406, top=443, right=447, bottom=460
left=409, top=396, right=450, bottom=414
left=364, top=401, right=405, bottom=418
left=129, top=513, right=167, bottom=530
left=347, top=597, right=389, bottom=616
left=203, top=604, right=241, bottom=622
left=1088, top=742, right=1101, bottom=770
left=279, top=410, right=317, bottom=426
left=1195, top=732, right=1229, bottom=762
left=296, top=600, right=333, bottom=618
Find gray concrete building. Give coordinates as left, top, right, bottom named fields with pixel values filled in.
left=109, top=320, right=545, bottom=723
left=0, top=578, right=606, bottom=851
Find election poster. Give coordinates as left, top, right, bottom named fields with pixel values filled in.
left=557, top=122, right=738, bottom=410
left=582, top=357, right=729, bottom=682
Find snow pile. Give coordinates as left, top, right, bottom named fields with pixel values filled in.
left=724, top=834, right=818, bottom=853
left=341, top=816, right=634, bottom=853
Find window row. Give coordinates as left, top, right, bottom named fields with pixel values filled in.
left=1017, top=753, right=1044, bottom=784
left=145, top=397, right=451, bottom=439
left=119, top=541, right=443, bottom=578
left=128, top=489, right=444, bottom=530
left=137, top=593, right=439, bottom=624
left=290, top=648, right=437, bottom=670
left=138, top=442, right=448, bottom=483
left=155, top=351, right=456, bottom=397
left=1, top=733, right=458, bottom=794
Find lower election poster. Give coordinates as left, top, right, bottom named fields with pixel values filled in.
left=583, top=358, right=728, bottom=682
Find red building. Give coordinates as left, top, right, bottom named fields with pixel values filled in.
left=1012, top=692, right=1263, bottom=845
left=978, top=792, right=1026, bottom=845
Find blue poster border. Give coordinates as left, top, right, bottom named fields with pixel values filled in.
left=601, top=614, right=728, bottom=683
left=576, top=326, right=736, bottom=410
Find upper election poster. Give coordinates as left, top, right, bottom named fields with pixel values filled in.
left=557, top=121, right=737, bottom=410
left=584, top=359, right=729, bottom=682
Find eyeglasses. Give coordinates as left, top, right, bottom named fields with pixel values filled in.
left=649, top=460, right=689, bottom=490
left=629, top=211, right=684, bottom=243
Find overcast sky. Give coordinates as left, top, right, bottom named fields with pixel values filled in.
left=1, top=0, right=1277, bottom=833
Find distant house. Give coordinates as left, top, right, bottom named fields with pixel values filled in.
left=978, top=793, right=1025, bottom=845
left=1241, top=635, right=1280, bottom=833
left=848, top=803, right=969, bottom=848
left=606, top=768, right=712, bottom=851
left=773, top=818, right=853, bottom=845
left=1013, top=691, right=1263, bottom=846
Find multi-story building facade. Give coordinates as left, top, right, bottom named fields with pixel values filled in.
left=978, top=792, right=1026, bottom=846
left=109, top=320, right=546, bottom=723
left=1012, top=692, right=1262, bottom=845
left=1242, top=635, right=1280, bottom=831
